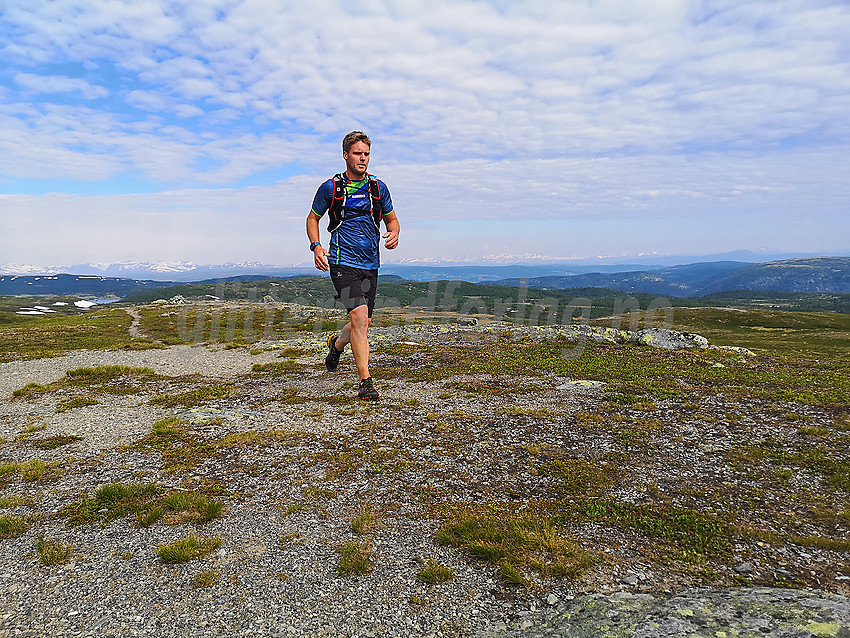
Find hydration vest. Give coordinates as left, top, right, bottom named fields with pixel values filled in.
left=326, top=173, right=383, bottom=233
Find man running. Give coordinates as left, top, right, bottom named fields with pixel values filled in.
left=306, top=131, right=400, bottom=400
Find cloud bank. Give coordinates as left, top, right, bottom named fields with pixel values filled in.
left=1, top=0, right=848, bottom=266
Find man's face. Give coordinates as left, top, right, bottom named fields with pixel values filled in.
left=343, top=141, right=370, bottom=178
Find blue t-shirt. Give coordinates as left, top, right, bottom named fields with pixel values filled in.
left=311, top=175, right=394, bottom=270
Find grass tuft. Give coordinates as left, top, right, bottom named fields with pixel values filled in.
left=35, top=536, right=73, bottom=565
left=156, top=534, right=221, bottom=563
left=498, top=561, right=527, bottom=586
left=0, top=514, right=29, bottom=538
left=337, top=540, right=374, bottom=576
left=61, top=483, right=161, bottom=526
left=160, top=492, right=225, bottom=524
left=350, top=503, right=379, bottom=535
left=14, top=423, right=47, bottom=441
left=0, top=495, right=31, bottom=508
left=193, top=570, right=219, bottom=588
left=417, top=559, right=455, bottom=584
left=577, top=499, right=731, bottom=559
left=790, top=535, right=850, bottom=551
left=251, top=361, right=305, bottom=376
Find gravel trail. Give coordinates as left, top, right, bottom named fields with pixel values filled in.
left=1, top=324, right=848, bottom=637
left=0, top=345, right=269, bottom=398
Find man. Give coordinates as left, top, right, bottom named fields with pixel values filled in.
left=306, top=131, right=400, bottom=400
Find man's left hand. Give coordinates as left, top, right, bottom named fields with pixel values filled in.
left=383, top=231, right=399, bottom=250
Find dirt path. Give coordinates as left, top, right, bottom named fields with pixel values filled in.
left=124, top=307, right=146, bottom=339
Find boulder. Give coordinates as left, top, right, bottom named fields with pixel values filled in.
left=632, top=328, right=710, bottom=350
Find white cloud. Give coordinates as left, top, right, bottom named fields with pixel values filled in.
left=125, top=89, right=169, bottom=111
left=14, top=73, right=108, bottom=99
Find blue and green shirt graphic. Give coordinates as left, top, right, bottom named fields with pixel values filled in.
left=311, top=175, right=394, bottom=270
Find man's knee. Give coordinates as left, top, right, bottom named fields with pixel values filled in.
left=350, top=304, right=370, bottom=329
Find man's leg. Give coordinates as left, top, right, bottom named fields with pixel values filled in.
left=334, top=305, right=371, bottom=380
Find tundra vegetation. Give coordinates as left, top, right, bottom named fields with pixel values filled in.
left=0, top=289, right=848, bottom=601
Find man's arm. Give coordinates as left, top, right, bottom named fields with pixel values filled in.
left=306, top=211, right=330, bottom=271
left=382, top=211, right=399, bottom=250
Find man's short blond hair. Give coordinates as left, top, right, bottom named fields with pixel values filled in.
left=342, top=131, right=371, bottom=153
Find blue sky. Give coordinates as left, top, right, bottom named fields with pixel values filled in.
left=1, top=0, right=849, bottom=270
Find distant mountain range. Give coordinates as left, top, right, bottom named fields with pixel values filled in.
left=492, top=257, right=850, bottom=297
left=2, top=250, right=844, bottom=282
left=0, top=274, right=179, bottom=298
left=1, top=256, right=848, bottom=299
left=0, top=261, right=312, bottom=282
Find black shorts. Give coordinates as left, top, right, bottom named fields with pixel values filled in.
left=330, top=264, right=378, bottom=317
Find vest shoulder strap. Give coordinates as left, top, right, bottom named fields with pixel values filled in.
left=326, top=173, right=382, bottom=233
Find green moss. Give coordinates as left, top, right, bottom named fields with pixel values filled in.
left=575, top=499, right=731, bottom=559
left=32, top=435, right=84, bottom=449
left=149, top=385, right=233, bottom=408
left=59, top=482, right=224, bottom=527
left=132, top=418, right=217, bottom=472
left=0, top=310, right=134, bottom=363
left=437, top=508, right=593, bottom=586
left=251, top=361, right=307, bottom=375
left=538, top=459, right=622, bottom=496
left=729, top=439, right=850, bottom=492
left=55, top=397, right=100, bottom=413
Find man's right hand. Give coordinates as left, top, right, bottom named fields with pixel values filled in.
left=313, top=246, right=330, bottom=272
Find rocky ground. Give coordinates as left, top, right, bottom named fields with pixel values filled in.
left=0, top=304, right=848, bottom=637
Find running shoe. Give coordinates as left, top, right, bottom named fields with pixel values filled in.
left=358, top=377, right=379, bottom=400
left=325, top=335, right=342, bottom=372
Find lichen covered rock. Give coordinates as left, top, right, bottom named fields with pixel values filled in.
left=489, top=587, right=850, bottom=638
